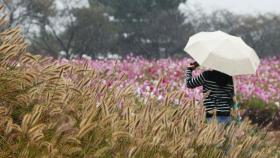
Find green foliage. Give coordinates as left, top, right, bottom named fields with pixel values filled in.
left=242, top=97, right=277, bottom=111
left=11, top=0, right=280, bottom=58
left=241, top=97, right=280, bottom=130
left=88, top=0, right=192, bottom=58
left=64, top=2, right=118, bottom=58
left=92, top=0, right=185, bottom=19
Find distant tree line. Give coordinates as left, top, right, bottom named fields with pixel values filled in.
left=2, top=0, right=280, bottom=59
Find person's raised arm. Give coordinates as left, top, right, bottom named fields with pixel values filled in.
left=185, top=62, right=206, bottom=89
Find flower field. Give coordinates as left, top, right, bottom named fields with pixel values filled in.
left=67, top=55, right=280, bottom=105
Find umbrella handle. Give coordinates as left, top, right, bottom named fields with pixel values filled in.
left=234, top=78, right=242, bottom=121
left=233, top=78, right=242, bottom=125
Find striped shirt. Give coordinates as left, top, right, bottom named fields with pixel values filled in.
left=185, top=68, right=234, bottom=117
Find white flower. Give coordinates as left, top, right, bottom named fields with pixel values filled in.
left=174, top=99, right=180, bottom=105
left=82, top=54, right=92, bottom=60
left=59, top=51, right=66, bottom=56
left=96, top=102, right=101, bottom=108
left=136, top=87, right=141, bottom=95
left=157, top=95, right=163, bottom=101
left=275, top=102, right=280, bottom=109
left=145, top=86, right=150, bottom=92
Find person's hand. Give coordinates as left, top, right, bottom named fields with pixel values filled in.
left=233, top=96, right=238, bottom=103
left=188, top=61, right=199, bottom=70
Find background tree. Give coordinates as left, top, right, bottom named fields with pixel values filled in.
left=93, top=0, right=192, bottom=58
left=188, top=9, right=280, bottom=57
left=2, top=0, right=280, bottom=58
left=1, top=0, right=61, bottom=56
left=22, top=0, right=117, bottom=59
left=29, top=0, right=79, bottom=58
left=62, top=1, right=118, bottom=59
left=1, top=0, right=55, bottom=31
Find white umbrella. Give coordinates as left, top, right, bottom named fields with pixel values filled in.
left=184, top=31, right=260, bottom=76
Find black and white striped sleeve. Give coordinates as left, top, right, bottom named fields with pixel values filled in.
left=185, top=68, right=206, bottom=89
left=229, top=84, right=235, bottom=97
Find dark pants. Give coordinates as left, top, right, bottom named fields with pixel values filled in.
left=206, top=116, right=232, bottom=124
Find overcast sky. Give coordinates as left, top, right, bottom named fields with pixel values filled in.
left=181, top=0, right=280, bottom=14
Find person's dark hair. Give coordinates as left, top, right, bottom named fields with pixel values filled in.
left=208, top=70, right=233, bottom=87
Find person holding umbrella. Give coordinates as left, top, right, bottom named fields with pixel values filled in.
left=186, top=61, right=235, bottom=124
left=184, top=31, right=260, bottom=124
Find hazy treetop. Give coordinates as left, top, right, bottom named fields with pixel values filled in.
left=181, top=0, right=280, bottom=15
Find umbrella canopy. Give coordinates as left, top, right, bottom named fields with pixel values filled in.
left=184, top=31, right=260, bottom=76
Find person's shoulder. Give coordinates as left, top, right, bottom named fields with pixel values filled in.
left=202, top=70, right=213, bottom=79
